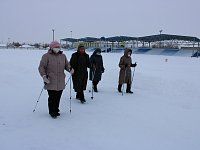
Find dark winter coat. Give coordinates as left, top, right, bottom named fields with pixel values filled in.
left=89, top=49, right=105, bottom=82
left=118, top=49, right=133, bottom=84
left=38, top=50, right=70, bottom=91
left=70, top=51, right=90, bottom=92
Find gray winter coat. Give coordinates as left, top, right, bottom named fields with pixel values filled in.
left=38, top=50, right=70, bottom=91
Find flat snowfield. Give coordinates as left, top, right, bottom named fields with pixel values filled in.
left=0, top=49, right=200, bottom=150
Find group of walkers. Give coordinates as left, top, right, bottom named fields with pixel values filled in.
left=38, top=41, right=137, bottom=118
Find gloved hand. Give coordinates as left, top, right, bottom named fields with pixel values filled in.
left=42, top=75, right=50, bottom=84
left=101, top=68, right=105, bottom=73
left=70, top=68, right=74, bottom=75
left=92, top=65, right=96, bottom=71
left=131, top=63, right=137, bottom=67
left=125, top=64, right=128, bottom=68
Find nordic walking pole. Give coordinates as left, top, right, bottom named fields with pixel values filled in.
left=64, top=74, right=72, bottom=113
left=69, top=75, right=72, bottom=113
left=65, top=75, right=72, bottom=87
left=131, top=67, right=136, bottom=83
left=131, top=62, right=137, bottom=89
left=91, top=69, right=95, bottom=99
left=122, top=67, right=127, bottom=96
left=33, top=86, right=44, bottom=112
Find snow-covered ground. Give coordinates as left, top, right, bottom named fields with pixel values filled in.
left=0, top=49, right=200, bottom=150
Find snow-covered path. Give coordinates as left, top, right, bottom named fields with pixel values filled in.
left=0, top=49, right=199, bottom=150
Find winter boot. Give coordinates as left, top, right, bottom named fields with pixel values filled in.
left=118, top=84, right=122, bottom=93
left=76, top=92, right=81, bottom=100
left=50, top=113, right=57, bottom=119
left=93, top=84, right=98, bottom=92
left=93, top=81, right=98, bottom=92
left=80, top=99, right=86, bottom=103
left=126, top=84, right=133, bottom=94
left=80, top=91, right=86, bottom=103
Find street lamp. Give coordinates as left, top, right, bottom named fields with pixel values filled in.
left=159, top=30, right=163, bottom=35
left=70, top=31, right=73, bottom=47
left=159, top=30, right=163, bottom=48
left=70, top=31, right=72, bottom=38
left=52, top=29, right=55, bottom=41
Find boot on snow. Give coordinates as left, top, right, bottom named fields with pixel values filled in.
left=118, top=84, right=122, bottom=93
left=126, top=84, right=133, bottom=94
left=93, top=84, right=98, bottom=92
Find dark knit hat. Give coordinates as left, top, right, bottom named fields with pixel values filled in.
left=78, top=43, right=85, bottom=50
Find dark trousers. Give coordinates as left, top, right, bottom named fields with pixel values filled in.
left=47, top=90, right=63, bottom=115
left=76, top=91, right=85, bottom=100
left=118, top=84, right=132, bottom=92
left=93, top=81, right=99, bottom=92
left=93, top=80, right=99, bottom=86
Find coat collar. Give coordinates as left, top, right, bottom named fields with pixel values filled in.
left=48, top=49, right=63, bottom=55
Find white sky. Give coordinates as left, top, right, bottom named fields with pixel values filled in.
left=0, top=0, right=199, bottom=43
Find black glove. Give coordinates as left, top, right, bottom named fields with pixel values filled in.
left=131, top=63, right=137, bottom=67
left=125, top=64, right=128, bottom=68
left=92, top=64, right=96, bottom=70
left=101, top=68, right=105, bottom=73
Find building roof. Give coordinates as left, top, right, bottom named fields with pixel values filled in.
left=61, top=34, right=200, bottom=43
left=138, top=34, right=200, bottom=42
left=61, top=38, right=78, bottom=43
left=105, top=36, right=137, bottom=42
left=78, top=37, right=99, bottom=42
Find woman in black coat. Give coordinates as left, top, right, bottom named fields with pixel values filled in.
left=89, top=48, right=105, bottom=92
left=70, top=44, right=90, bottom=103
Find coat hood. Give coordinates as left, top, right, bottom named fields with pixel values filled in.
left=92, top=48, right=101, bottom=55
left=124, top=48, right=132, bottom=57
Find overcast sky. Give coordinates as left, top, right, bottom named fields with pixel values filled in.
left=0, top=0, right=199, bottom=43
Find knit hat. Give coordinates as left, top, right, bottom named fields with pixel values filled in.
left=49, top=41, right=60, bottom=49
left=78, top=43, right=85, bottom=50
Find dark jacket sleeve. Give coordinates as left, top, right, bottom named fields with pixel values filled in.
left=64, top=55, right=71, bottom=72
left=90, top=55, right=95, bottom=68
left=70, top=53, right=77, bottom=70
left=100, top=56, right=105, bottom=72
left=86, top=54, right=91, bottom=68
left=119, top=56, right=125, bottom=69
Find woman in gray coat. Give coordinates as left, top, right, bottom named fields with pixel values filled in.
left=38, top=41, right=73, bottom=118
left=118, top=48, right=137, bottom=93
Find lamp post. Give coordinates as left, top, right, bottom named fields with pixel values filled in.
left=52, top=29, right=55, bottom=41
left=159, top=30, right=163, bottom=35
left=70, top=31, right=72, bottom=38
left=8, top=38, right=10, bottom=44
left=70, top=31, right=73, bottom=48
left=159, top=30, right=163, bottom=48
